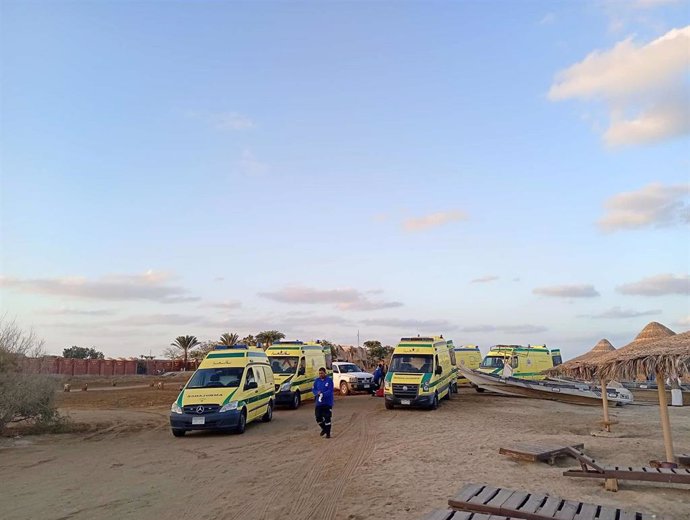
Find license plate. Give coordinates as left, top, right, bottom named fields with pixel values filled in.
left=192, top=416, right=205, bottom=425
left=363, top=384, right=370, bottom=388
left=401, top=399, right=411, bottom=405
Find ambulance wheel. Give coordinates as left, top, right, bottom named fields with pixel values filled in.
left=290, top=391, right=301, bottom=410
left=262, top=401, right=273, bottom=422
left=171, top=429, right=185, bottom=437
left=236, top=410, right=247, bottom=434
left=385, top=401, right=394, bottom=410
left=429, top=393, right=439, bottom=410
left=473, top=384, right=485, bottom=393
left=445, top=387, right=451, bottom=400
left=340, top=381, right=349, bottom=396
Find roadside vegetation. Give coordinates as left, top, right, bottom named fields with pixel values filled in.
left=0, top=315, right=64, bottom=434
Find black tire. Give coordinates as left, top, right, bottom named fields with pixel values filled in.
left=385, top=401, right=394, bottom=410
left=340, top=381, right=349, bottom=396
left=290, top=391, right=301, bottom=410
left=236, top=410, right=247, bottom=434
left=429, top=393, right=439, bottom=410
left=445, top=386, right=452, bottom=400
left=171, top=429, right=185, bottom=437
left=474, top=385, right=485, bottom=393
left=262, top=401, right=273, bottom=422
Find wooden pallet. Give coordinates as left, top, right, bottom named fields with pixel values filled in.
left=447, top=483, right=654, bottom=520
left=676, top=453, right=690, bottom=466
left=499, top=443, right=585, bottom=465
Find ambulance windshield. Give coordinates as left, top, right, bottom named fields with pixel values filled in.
left=389, top=354, right=433, bottom=374
left=480, top=356, right=505, bottom=369
left=270, top=356, right=299, bottom=374
left=187, top=367, right=244, bottom=388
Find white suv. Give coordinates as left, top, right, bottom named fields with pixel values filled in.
left=332, top=362, right=374, bottom=395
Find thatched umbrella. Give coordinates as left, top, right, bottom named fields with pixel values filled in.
left=595, top=330, right=689, bottom=462
left=549, top=339, right=617, bottom=430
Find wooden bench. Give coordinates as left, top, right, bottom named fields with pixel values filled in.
left=563, top=447, right=690, bottom=491
left=444, top=483, right=654, bottom=520
left=423, top=511, right=514, bottom=520
left=499, top=443, right=585, bottom=465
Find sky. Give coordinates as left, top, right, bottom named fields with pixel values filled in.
left=1, top=0, right=689, bottom=359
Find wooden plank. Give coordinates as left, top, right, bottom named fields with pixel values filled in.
left=501, top=491, right=529, bottom=511
left=537, top=496, right=562, bottom=518
left=486, top=489, right=516, bottom=510
left=597, top=507, right=617, bottom=520
left=572, top=503, right=597, bottom=520
left=452, top=484, right=486, bottom=504
left=450, top=513, right=473, bottom=520
left=564, top=468, right=690, bottom=484
left=423, top=510, right=456, bottom=520
left=470, top=486, right=500, bottom=505
left=554, top=500, right=580, bottom=520
left=520, top=493, right=547, bottom=514
left=618, top=511, right=637, bottom=520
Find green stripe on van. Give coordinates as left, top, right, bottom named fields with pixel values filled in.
left=206, top=352, right=246, bottom=358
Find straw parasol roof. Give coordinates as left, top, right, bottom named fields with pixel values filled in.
left=548, top=339, right=614, bottom=379
left=551, top=322, right=675, bottom=380
left=597, top=330, right=690, bottom=382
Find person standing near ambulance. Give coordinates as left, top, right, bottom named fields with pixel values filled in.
left=312, top=367, right=333, bottom=438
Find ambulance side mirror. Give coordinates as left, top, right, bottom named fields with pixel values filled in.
left=435, top=366, right=443, bottom=375
left=245, top=381, right=258, bottom=390
left=298, top=367, right=305, bottom=375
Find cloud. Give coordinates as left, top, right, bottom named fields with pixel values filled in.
left=202, top=301, right=243, bottom=310
left=115, top=314, right=205, bottom=327
left=539, top=13, right=556, bottom=25
left=238, top=149, right=269, bottom=176
left=43, top=307, right=116, bottom=316
left=616, top=273, right=690, bottom=296
left=675, top=315, right=690, bottom=327
left=471, top=275, right=499, bottom=284
left=460, top=324, right=548, bottom=334
left=533, top=284, right=600, bottom=298
left=361, top=318, right=455, bottom=330
left=548, top=26, right=690, bottom=146
left=578, top=306, right=662, bottom=319
left=258, top=286, right=402, bottom=311
left=403, top=210, right=468, bottom=232
left=213, top=112, right=255, bottom=130
left=599, top=182, right=690, bottom=232
left=0, top=271, right=198, bottom=303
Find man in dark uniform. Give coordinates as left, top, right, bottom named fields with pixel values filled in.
left=312, top=367, right=333, bottom=438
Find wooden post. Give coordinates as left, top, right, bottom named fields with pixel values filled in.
left=656, top=370, right=674, bottom=462
left=600, top=378, right=611, bottom=432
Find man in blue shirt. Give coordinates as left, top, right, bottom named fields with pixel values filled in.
left=312, top=367, right=334, bottom=438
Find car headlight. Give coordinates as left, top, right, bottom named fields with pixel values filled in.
left=422, top=382, right=430, bottom=392
left=384, top=380, right=391, bottom=391
left=280, top=382, right=291, bottom=392
left=349, top=376, right=358, bottom=382
left=171, top=402, right=183, bottom=414
left=219, top=401, right=239, bottom=413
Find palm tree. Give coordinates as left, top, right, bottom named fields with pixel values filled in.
left=241, top=335, right=257, bottom=346
left=219, top=332, right=239, bottom=346
left=170, top=335, right=200, bottom=368
left=256, top=330, right=285, bottom=349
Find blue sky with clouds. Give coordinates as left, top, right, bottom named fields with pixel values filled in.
left=1, top=1, right=688, bottom=358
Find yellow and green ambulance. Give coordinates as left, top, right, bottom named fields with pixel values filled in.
left=170, top=345, right=274, bottom=436
left=452, top=343, right=483, bottom=385
left=477, top=344, right=556, bottom=380
left=266, top=340, right=330, bottom=409
left=384, top=336, right=456, bottom=410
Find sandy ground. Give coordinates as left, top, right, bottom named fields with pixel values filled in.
left=1, top=388, right=689, bottom=520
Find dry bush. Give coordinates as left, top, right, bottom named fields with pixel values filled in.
left=0, top=316, right=63, bottom=432
left=0, top=372, right=60, bottom=431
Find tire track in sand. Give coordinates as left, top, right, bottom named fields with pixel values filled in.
left=226, top=412, right=361, bottom=520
